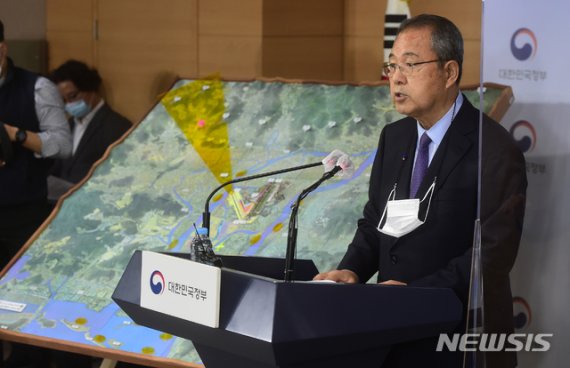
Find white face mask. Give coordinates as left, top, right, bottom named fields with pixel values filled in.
left=377, top=180, right=436, bottom=238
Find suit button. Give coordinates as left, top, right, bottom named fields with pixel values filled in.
left=391, top=255, right=398, bottom=265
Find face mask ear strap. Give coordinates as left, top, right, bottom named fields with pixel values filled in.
left=377, top=184, right=398, bottom=231
left=419, top=177, right=437, bottom=222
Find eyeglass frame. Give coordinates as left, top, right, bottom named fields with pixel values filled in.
left=382, top=59, right=442, bottom=78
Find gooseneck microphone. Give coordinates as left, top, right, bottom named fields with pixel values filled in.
left=284, top=165, right=342, bottom=282
left=202, top=161, right=323, bottom=235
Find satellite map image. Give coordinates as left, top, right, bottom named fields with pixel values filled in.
left=0, top=78, right=508, bottom=366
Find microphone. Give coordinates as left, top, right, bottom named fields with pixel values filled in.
left=321, top=149, right=355, bottom=178
left=190, top=224, right=223, bottom=267
left=202, top=161, right=323, bottom=236
left=284, top=151, right=353, bottom=281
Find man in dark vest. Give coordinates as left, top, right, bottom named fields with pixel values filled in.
left=0, top=19, right=74, bottom=367
left=0, top=19, right=73, bottom=368
left=0, top=20, right=72, bottom=269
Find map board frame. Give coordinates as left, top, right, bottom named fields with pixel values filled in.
left=0, top=78, right=512, bottom=367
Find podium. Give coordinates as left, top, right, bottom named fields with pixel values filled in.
left=112, top=251, right=462, bottom=368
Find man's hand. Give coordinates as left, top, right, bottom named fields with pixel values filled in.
left=313, top=269, right=359, bottom=284
left=3, top=123, right=17, bottom=141
left=379, top=280, right=407, bottom=286
left=2, top=123, right=42, bottom=154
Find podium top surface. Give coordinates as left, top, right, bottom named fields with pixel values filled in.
left=114, top=251, right=462, bottom=345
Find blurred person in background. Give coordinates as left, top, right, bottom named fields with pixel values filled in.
left=48, top=60, right=131, bottom=200
left=0, top=20, right=71, bottom=269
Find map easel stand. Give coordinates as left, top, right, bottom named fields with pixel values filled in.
left=113, top=251, right=462, bottom=368
left=100, top=358, right=117, bottom=368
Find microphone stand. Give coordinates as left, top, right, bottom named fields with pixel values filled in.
left=202, top=161, right=323, bottom=236
left=284, top=166, right=342, bottom=282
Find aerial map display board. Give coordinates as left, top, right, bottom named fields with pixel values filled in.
left=0, top=79, right=512, bottom=367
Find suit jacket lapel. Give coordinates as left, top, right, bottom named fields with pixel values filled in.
left=415, top=96, right=478, bottom=197
left=384, top=120, right=416, bottom=250
left=72, top=104, right=108, bottom=160
left=62, top=118, right=77, bottom=169
left=396, top=126, right=417, bottom=200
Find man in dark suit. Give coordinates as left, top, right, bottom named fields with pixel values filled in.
left=49, top=60, right=132, bottom=187
left=315, top=14, right=527, bottom=368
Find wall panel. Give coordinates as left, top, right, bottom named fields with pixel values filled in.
left=96, top=0, right=198, bottom=122
left=263, top=0, right=344, bottom=36
left=199, top=36, right=262, bottom=78
left=0, top=0, right=46, bottom=40
left=44, top=0, right=484, bottom=120
left=343, top=0, right=385, bottom=81
left=344, top=36, right=382, bottom=82
left=262, top=0, right=344, bottom=81
left=198, top=0, right=262, bottom=78
left=344, top=0, right=384, bottom=37
left=263, top=36, right=343, bottom=80
left=199, top=0, right=262, bottom=36
left=462, top=40, right=481, bottom=86
left=46, top=0, right=94, bottom=69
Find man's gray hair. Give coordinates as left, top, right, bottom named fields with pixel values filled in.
left=398, top=14, right=464, bottom=84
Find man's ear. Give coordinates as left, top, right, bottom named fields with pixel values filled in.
left=444, top=60, right=460, bottom=88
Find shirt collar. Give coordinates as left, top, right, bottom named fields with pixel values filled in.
left=75, top=99, right=104, bottom=125
left=416, top=92, right=463, bottom=146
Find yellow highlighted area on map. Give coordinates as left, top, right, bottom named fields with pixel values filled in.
left=212, top=193, right=224, bottom=203
left=142, top=346, right=155, bottom=355
left=94, top=335, right=106, bottom=344
left=161, top=77, right=233, bottom=192
left=250, top=233, right=262, bottom=245
left=168, top=239, right=179, bottom=249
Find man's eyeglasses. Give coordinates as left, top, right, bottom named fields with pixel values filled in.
left=383, top=59, right=440, bottom=77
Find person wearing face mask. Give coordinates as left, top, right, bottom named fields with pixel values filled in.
left=0, top=20, right=72, bottom=267
left=314, top=14, right=527, bottom=368
left=47, top=64, right=134, bottom=368
left=48, top=60, right=131, bottom=189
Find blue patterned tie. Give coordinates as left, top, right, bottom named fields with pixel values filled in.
left=410, top=132, right=431, bottom=198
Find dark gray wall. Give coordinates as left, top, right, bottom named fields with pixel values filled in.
left=0, top=0, right=46, bottom=40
